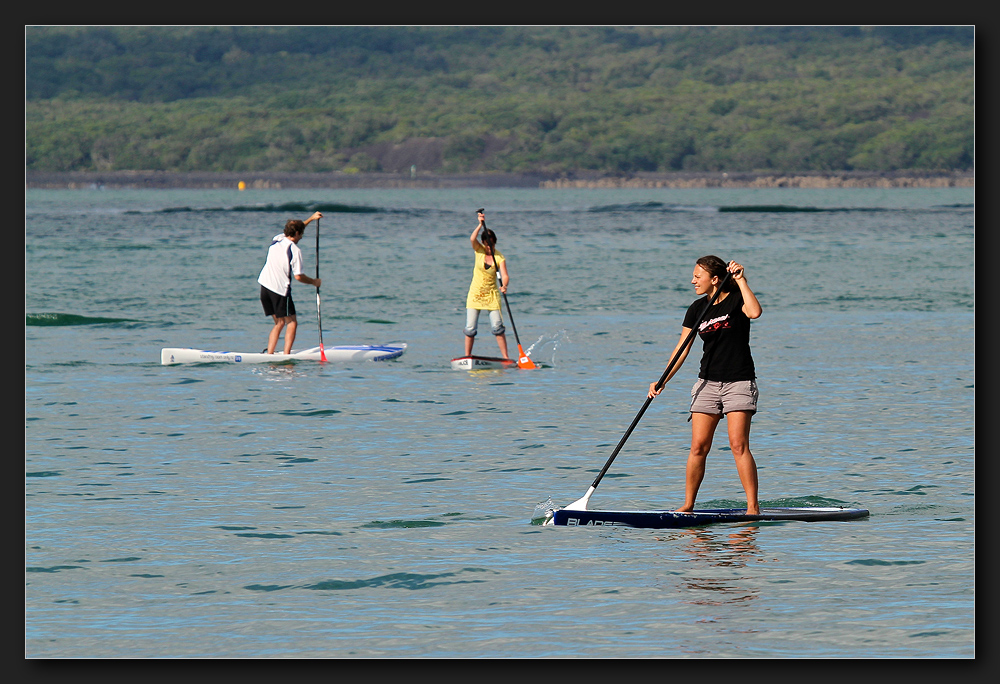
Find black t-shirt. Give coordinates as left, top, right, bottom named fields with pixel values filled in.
left=682, top=289, right=756, bottom=382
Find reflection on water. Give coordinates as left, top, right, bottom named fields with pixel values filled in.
left=670, top=526, right=765, bottom=606
left=681, top=526, right=762, bottom=567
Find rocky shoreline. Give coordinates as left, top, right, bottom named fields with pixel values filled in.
left=25, top=169, right=974, bottom=190
left=540, top=170, right=975, bottom=189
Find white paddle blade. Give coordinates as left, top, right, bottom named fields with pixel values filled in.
left=562, top=486, right=595, bottom=511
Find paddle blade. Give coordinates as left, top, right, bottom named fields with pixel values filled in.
left=563, top=486, right=595, bottom=511
left=516, top=344, right=537, bottom=369
left=315, top=289, right=326, bottom=362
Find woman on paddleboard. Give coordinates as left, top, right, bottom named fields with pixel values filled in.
left=463, top=209, right=510, bottom=359
left=648, top=255, right=763, bottom=515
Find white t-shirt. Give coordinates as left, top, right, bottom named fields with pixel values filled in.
left=257, top=235, right=305, bottom=296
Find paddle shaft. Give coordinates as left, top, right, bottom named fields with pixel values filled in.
left=484, top=237, right=525, bottom=348
left=586, top=270, right=734, bottom=491
left=480, top=215, right=536, bottom=368
left=315, top=217, right=325, bottom=355
left=500, top=291, right=525, bottom=347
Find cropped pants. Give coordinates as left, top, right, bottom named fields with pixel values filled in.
left=464, top=308, right=505, bottom=337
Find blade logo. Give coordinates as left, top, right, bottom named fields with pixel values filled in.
left=565, top=518, right=626, bottom=526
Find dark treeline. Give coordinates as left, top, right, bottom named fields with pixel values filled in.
left=25, top=26, right=975, bottom=175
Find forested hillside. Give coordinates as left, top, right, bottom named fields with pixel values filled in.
left=25, top=26, right=975, bottom=175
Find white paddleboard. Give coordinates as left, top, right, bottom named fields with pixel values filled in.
left=161, top=343, right=407, bottom=365
left=450, top=355, right=517, bottom=370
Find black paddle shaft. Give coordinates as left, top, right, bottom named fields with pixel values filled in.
left=315, top=217, right=324, bottom=348
left=588, top=270, right=734, bottom=490
left=482, top=219, right=526, bottom=348
left=500, top=290, right=524, bottom=347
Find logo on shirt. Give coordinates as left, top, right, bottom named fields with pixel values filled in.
left=699, top=314, right=731, bottom=334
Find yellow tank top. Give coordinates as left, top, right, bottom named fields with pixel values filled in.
left=466, top=245, right=505, bottom=310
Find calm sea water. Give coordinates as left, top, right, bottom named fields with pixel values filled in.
left=25, top=185, right=974, bottom=658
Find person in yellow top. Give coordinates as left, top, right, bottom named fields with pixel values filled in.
left=464, top=209, right=510, bottom=359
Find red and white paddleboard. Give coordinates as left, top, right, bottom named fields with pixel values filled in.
left=450, top=355, right=517, bottom=370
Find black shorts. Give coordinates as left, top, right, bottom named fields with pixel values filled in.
left=260, top=286, right=295, bottom=318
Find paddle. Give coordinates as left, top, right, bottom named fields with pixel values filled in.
left=481, top=213, right=537, bottom=369
left=561, top=269, right=734, bottom=511
left=501, top=288, right=537, bottom=369
left=315, top=216, right=326, bottom=362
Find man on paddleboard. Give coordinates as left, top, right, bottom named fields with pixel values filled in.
left=257, top=212, right=323, bottom=354
left=647, top=255, right=763, bottom=515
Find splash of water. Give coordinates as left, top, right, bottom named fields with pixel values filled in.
left=531, top=496, right=556, bottom=523
left=524, top=329, right=570, bottom=367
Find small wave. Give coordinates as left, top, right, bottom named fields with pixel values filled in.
left=589, top=201, right=716, bottom=213
left=26, top=312, right=135, bottom=326
left=588, top=202, right=915, bottom=214
left=361, top=518, right=448, bottom=528
left=717, top=205, right=887, bottom=213
left=275, top=409, right=341, bottom=417
left=300, top=569, right=493, bottom=591
left=133, top=201, right=384, bottom=215
left=230, top=201, right=383, bottom=213
left=760, top=495, right=861, bottom=508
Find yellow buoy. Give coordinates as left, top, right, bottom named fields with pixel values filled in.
left=238, top=181, right=246, bottom=191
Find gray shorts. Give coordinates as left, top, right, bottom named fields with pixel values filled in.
left=690, top=379, right=758, bottom=415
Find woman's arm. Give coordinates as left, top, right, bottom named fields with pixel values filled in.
left=729, top=260, right=762, bottom=319
left=498, top=260, right=509, bottom=294
left=470, top=213, right=485, bottom=250
left=648, top=327, right=696, bottom=398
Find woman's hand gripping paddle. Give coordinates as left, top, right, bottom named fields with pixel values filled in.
left=559, top=269, right=734, bottom=512
left=482, top=213, right=537, bottom=369
left=315, top=216, right=326, bottom=362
